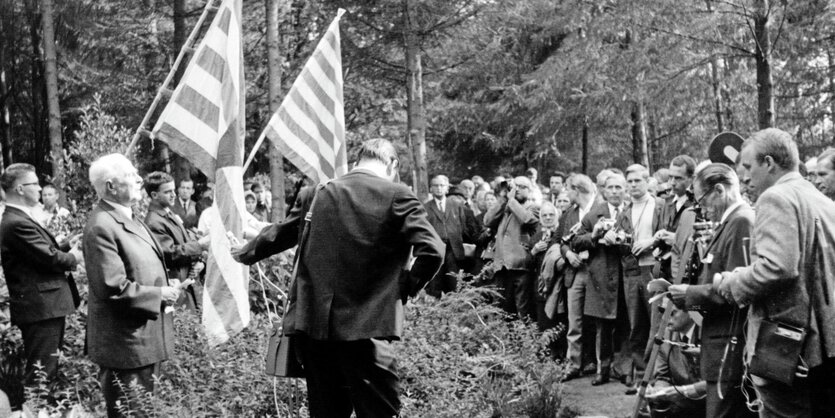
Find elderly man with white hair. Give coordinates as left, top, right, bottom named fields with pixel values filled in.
left=83, top=153, right=180, bottom=418
left=483, top=175, right=539, bottom=321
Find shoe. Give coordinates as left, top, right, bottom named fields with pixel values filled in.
left=591, top=373, right=610, bottom=386
left=622, top=373, right=634, bottom=387
left=560, top=368, right=582, bottom=382
left=582, top=362, right=597, bottom=376
left=624, top=384, right=638, bottom=395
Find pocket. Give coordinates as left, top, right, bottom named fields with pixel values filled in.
left=36, top=279, right=64, bottom=292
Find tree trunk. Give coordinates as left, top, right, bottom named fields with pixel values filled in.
left=163, top=0, right=190, bottom=177
left=40, top=0, right=63, bottom=188
left=265, top=0, right=286, bottom=221
left=722, top=57, right=735, bottom=131
left=647, top=109, right=658, bottom=170
left=581, top=115, right=589, bottom=174
left=404, top=0, right=428, bottom=198
left=710, top=58, right=724, bottom=132
left=24, top=0, right=46, bottom=170
left=828, top=47, right=835, bottom=141
left=630, top=100, right=649, bottom=167
left=0, top=31, right=10, bottom=170
left=753, top=0, right=774, bottom=129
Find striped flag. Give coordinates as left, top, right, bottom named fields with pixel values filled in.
left=151, top=0, right=249, bottom=346
left=258, top=9, right=348, bottom=183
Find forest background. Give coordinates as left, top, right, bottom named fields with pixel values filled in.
left=2, top=0, right=834, bottom=214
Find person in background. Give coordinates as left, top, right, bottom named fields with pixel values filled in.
left=37, top=183, right=70, bottom=226
left=244, top=191, right=258, bottom=216
left=0, top=163, right=82, bottom=384
left=813, top=148, right=835, bottom=200
left=526, top=168, right=545, bottom=204
left=424, top=175, right=476, bottom=296
left=471, top=175, right=486, bottom=191
left=172, top=178, right=198, bottom=229
left=547, top=171, right=567, bottom=205
left=531, top=201, right=565, bottom=359
left=195, top=181, right=214, bottom=218
left=653, top=168, right=672, bottom=199
left=251, top=181, right=272, bottom=222
left=555, top=191, right=571, bottom=214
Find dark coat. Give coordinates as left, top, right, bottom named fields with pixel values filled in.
left=423, top=197, right=474, bottom=261
left=0, top=206, right=79, bottom=325
left=237, top=170, right=444, bottom=341
left=684, top=203, right=753, bottom=382
left=83, top=200, right=174, bottom=369
left=144, top=201, right=203, bottom=281
left=573, top=202, right=623, bottom=319
left=557, top=203, right=583, bottom=288
left=171, top=197, right=198, bottom=229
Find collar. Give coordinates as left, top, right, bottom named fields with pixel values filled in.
left=434, top=196, right=446, bottom=204
left=5, top=202, right=35, bottom=218
left=775, top=171, right=802, bottom=186
left=719, top=201, right=744, bottom=225
left=607, top=202, right=624, bottom=215
left=103, top=199, right=134, bottom=219
left=632, top=192, right=651, bottom=204
left=351, top=166, right=387, bottom=179
left=684, top=324, right=696, bottom=343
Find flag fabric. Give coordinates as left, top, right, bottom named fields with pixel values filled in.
left=259, top=9, right=348, bottom=183
left=151, top=0, right=249, bottom=346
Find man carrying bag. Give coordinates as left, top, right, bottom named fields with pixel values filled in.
left=233, top=138, right=444, bottom=417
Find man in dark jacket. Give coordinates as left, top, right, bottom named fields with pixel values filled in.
left=0, top=163, right=82, bottom=384
left=233, top=138, right=443, bottom=417
left=143, top=171, right=209, bottom=312
left=424, top=175, right=476, bottom=296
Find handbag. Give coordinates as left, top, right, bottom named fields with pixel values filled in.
left=748, top=319, right=805, bottom=385
left=264, top=185, right=324, bottom=378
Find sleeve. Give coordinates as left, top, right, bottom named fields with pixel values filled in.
left=483, top=198, right=506, bottom=231
left=9, top=220, right=76, bottom=273
left=462, top=206, right=480, bottom=244
left=724, top=193, right=799, bottom=305
left=83, top=223, right=162, bottom=320
left=393, top=189, right=444, bottom=299
left=653, top=343, right=673, bottom=385
left=507, top=198, right=537, bottom=226
left=573, top=210, right=600, bottom=251
left=235, top=187, right=309, bottom=264
left=145, top=215, right=202, bottom=267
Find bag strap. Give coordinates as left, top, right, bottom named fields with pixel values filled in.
left=283, top=183, right=327, bottom=315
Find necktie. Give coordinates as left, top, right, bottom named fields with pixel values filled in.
left=438, top=200, right=444, bottom=213
left=132, top=214, right=154, bottom=245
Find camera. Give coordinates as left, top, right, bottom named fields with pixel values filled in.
left=613, top=229, right=632, bottom=246
left=600, top=218, right=615, bottom=231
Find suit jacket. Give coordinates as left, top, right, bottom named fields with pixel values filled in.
left=671, top=208, right=698, bottom=283
left=684, top=203, right=753, bottom=382
left=423, top=197, right=474, bottom=260
left=237, top=170, right=444, bottom=341
left=0, top=206, right=79, bottom=325
left=144, top=201, right=203, bottom=281
left=659, top=194, right=695, bottom=280
left=557, top=203, right=584, bottom=288
left=483, top=197, right=539, bottom=270
left=613, top=195, right=665, bottom=277
left=83, top=200, right=174, bottom=369
left=721, top=172, right=835, bottom=369
left=573, top=202, right=622, bottom=319
left=172, top=198, right=198, bottom=229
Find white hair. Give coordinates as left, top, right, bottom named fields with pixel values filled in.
left=89, top=153, right=132, bottom=198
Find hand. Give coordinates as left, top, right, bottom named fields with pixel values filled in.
left=69, top=242, right=84, bottom=265
left=532, top=240, right=548, bottom=254
left=231, top=244, right=244, bottom=263
left=565, top=251, right=582, bottom=268
left=592, top=220, right=605, bottom=239
left=602, top=230, right=618, bottom=246
left=654, top=229, right=675, bottom=246
left=197, top=234, right=211, bottom=249
left=632, top=238, right=654, bottom=256
left=714, top=272, right=734, bottom=302
left=160, top=286, right=181, bottom=306
left=507, top=185, right=517, bottom=201
left=668, top=284, right=688, bottom=306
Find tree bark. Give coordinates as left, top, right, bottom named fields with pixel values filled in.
left=265, top=0, right=286, bottom=221
left=40, top=0, right=63, bottom=188
left=647, top=109, right=658, bottom=170
left=828, top=47, right=835, bottom=141
left=710, top=58, right=724, bottom=132
left=753, top=0, right=774, bottom=129
left=164, top=0, right=190, bottom=177
left=581, top=115, right=589, bottom=174
left=404, top=0, right=428, bottom=198
left=24, top=0, right=46, bottom=170
left=0, top=30, right=10, bottom=170
left=630, top=100, right=648, bottom=167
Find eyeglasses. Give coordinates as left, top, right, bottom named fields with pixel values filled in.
left=430, top=184, right=448, bottom=188
left=695, top=189, right=713, bottom=207
left=18, top=182, right=39, bottom=188
left=516, top=184, right=529, bottom=190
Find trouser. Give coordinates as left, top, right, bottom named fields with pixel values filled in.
left=535, top=300, right=566, bottom=360
left=19, top=316, right=65, bottom=384
left=752, top=356, right=835, bottom=418
left=706, top=381, right=757, bottom=418
left=594, top=317, right=615, bottom=373
left=623, top=266, right=652, bottom=376
left=426, top=246, right=459, bottom=297
left=566, top=269, right=589, bottom=370
left=99, top=363, right=158, bottom=418
left=299, top=335, right=400, bottom=418
left=495, top=268, right=534, bottom=321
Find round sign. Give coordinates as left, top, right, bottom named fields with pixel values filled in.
left=708, top=132, right=744, bottom=165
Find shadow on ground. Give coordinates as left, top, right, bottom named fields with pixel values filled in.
left=561, top=374, right=635, bottom=418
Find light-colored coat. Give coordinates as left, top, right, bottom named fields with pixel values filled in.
left=84, top=200, right=174, bottom=369
left=720, top=172, right=835, bottom=369
left=484, top=197, right=539, bottom=270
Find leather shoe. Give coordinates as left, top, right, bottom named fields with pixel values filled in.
left=624, top=384, right=638, bottom=395
left=591, top=373, right=610, bottom=386
left=560, top=368, right=582, bottom=382
left=582, top=362, right=597, bottom=376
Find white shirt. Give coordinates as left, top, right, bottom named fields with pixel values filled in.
left=607, top=202, right=624, bottom=219
left=631, top=193, right=656, bottom=266
left=674, top=194, right=688, bottom=212
left=578, top=197, right=595, bottom=222
left=6, top=203, right=38, bottom=222
left=434, top=197, right=446, bottom=213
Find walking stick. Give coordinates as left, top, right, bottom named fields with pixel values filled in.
left=631, top=298, right=673, bottom=418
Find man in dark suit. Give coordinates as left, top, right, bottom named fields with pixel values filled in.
left=424, top=175, right=475, bottom=296
left=572, top=173, right=627, bottom=385
left=84, top=154, right=181, bottom=417
left=143, top=171, right=209, bottom=312
left=609, top=164, right=665, bottom=391
left=716, top=129, right=835, bottom=417
left=0, top=163, right=82, bottom=384
left=171, top=178, right=198, bottom=229
left=233, top=138, right=444, bottom=417
left=653, top=155, right=697, bottom=281
left=668, top=163, right=756, bottom=417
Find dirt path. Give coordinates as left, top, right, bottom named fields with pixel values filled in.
left=560, top=374, right=635, bottom=418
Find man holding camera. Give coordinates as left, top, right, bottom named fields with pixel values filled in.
left=654, top=155, right=697, bottom=282
left=611, top=164, right=665, bottom=392
left=572, top=173, right=627, bottom=385
left=715, top=129, right=835, bottom=417
left=483, top=176, right=539, bottom=321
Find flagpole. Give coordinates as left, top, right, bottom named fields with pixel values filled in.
left=125, top=0, right=220, bottom=157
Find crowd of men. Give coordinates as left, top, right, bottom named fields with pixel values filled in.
left=417, top=128, right=835, bottom=418
left=1, top=129, right=835, bottom=417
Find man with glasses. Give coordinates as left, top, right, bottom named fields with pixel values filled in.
left=484, top=176, right=539, bottom=321
left=0, top=163, right=83, bottom=384
left=424, top=175, right=475, bottom=296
